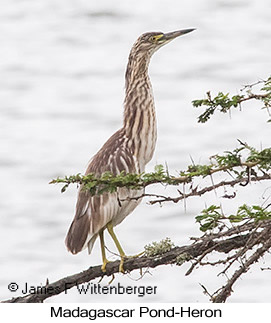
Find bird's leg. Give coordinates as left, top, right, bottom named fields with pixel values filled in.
left=106, top=222, right=126, bottom=273
left=99, top=229, right=109, bottom=273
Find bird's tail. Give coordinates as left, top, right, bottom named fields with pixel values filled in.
left=87, top=233, right=98, bottom=254
left=65, top=215, right=95, bottom=254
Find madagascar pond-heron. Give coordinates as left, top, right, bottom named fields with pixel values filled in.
left=65, top=29, right=195, bottom=272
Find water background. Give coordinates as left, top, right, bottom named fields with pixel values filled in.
left=0, top=0, right=271, bottom=302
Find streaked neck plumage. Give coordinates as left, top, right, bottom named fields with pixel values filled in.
left=123, top=48, right=157, bottom=172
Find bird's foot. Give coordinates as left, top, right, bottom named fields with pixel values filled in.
left=101, top=258, right=110, bottom=273
left=101, top=256, right=128, bottom=274
left=118, top=251, right=144, bottom=273
left=108, top=274, right=115, bottom=284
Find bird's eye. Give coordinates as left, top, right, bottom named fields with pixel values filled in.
left=149, top=35, right=164, bottom=43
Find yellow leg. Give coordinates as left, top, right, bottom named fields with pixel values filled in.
left=99, top=230, right=109, bottom=272
left=107, top=222, right=126, bottom=273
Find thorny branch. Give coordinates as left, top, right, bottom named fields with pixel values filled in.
left=124, top=173, right=271, bottom=205
left=37, top=77, right=271, bottom=303
left=50, top=143, right=271, bottom=204
left=2, top=220, right=271, bottom=303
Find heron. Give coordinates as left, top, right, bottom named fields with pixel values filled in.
left=65, top=28, right=195, bottom=273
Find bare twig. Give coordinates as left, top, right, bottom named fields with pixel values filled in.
left=212, top=227, right=271, bottom=303
left=121, top=174, right=270, bottom=205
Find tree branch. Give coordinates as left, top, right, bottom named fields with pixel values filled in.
left=3, top=220, right=271, bottom=303
left=140, top=173, right=271, bottom=205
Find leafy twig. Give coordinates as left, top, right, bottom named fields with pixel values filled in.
left=193, top=76, right=271, bottom=123
left=50, top=144, right=271, bottom=200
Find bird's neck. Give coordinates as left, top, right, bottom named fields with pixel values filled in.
left=125, top=52, right=151, bottom=91
left=123, top=53, right=157, bottom=171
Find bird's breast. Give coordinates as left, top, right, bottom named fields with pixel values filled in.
left=124, top=79, right=157, bottom=171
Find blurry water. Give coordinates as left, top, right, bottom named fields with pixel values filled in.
left=0, top=0, right=270, bottom=302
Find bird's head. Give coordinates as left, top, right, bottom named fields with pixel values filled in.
left=125, top=28, right=195, bottom=88
left=132, top=29, right=196, bottom=57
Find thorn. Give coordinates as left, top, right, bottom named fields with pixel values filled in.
left=183, top=183, right=187, bottom=213
left=177, top=189, right=183, bottom=196
left=189, top=154, right=195, bottom=166
left=117, top=192, right=122, bottom=207
left=199, top=283, right=213, bottom=299
left=165, top=161, right=169, bottom=177
left=209, top=174, right=217, bottom=197
left=237, top=139, right=247, bottom=147
left=191, top=185, right=198, bottom=193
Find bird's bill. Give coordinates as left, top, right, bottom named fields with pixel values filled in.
left=162, top=29, right=196, bottom=41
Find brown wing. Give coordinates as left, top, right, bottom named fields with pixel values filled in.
left=65, top=128, right=137, bottom=254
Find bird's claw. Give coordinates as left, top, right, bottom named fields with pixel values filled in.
left=101, top=251, right=144, bottom=274
left=108, top=274, right=115, bottom=284
left=126, top=251, right=145, bottom=259
left=119, top=251, right=144, bottom=273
